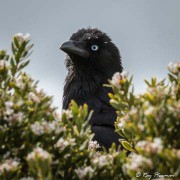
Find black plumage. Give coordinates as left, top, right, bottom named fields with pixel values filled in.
left=60, top=28, right=123, bottom=149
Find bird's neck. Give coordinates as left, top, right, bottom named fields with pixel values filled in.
left=63, top=66, right=105, bottom=108
left=66, top=66, right=104, bottom=94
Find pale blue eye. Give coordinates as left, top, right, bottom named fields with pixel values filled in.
left=91, top=45, right=99, bottom=51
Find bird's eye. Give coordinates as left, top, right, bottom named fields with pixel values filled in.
left=91, top=45, right=99, bottom=51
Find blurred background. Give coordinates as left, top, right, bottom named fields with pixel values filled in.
left=0, top=0, right=179, bottom=110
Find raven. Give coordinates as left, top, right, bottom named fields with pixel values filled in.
left=60, top=28, right=123, bottom=149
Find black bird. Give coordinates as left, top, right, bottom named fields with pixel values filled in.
left=60, top=28, right=123, bottom=150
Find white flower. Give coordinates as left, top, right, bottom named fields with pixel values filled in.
left=5, top=101, right=14, bottom=116
left=13, top=112, right=24, bottom=123
left=27, top=147, right=51, bottom=161
left=144, top=106, right=155, bottom=116
left=111, top=72, right=121, bottom=87
left=53, top=111, right=62, bottom=122
left=168, top=62, right=180, bottom=75
left=128, top=154, right=153, bottom=171
left=129, top=107, right=138, bottom=116
left=14, top=33, right=31, bottom=42
left=136, top=138, right=163, bottom=153
left=121, top=71, right=128, bottom=79
left=5, top=112, right=24, bottom=124
left=62, top=109, right=73, bottom=119
left=75, top=166, right=94, bottom=179
left=93, top=155, right=108, bottom=168
left=31, top=122, right=44, bottom=135
left=117, top=120, right=125, bottom=129
left=68, top=138, right=76, bottom=146
left=88, top=140, right=100, bottom=150
left=23, top=33, right=31, bottom=41
left=0, top=159, right=19, bottom=173
left=5, top=101, right=14, bottom=108
left=28, top=92, right=40, bottom=103
left=152, top=138, right=163, bottom=151
left=137, top=124, right=145, bottom=131
left=31, top=120, right=64, bottom=135
left=5, top=108, right=14, bottom=116
left=17, top=100, right=24, bottom=107
left=136, top=140, right=147, bottom=148
left=0, top=60, right=11, bottom=69
left=42, top=121, right=55, bottom=133
left=55, top=137, right=75, bottom=152
left=111, top=71, right=128, bottom=88
left=14, top=75, right=25, bottom=90
left=55, top=138, right=69, bottom=151
left=3, top=151, right=11, bottom=159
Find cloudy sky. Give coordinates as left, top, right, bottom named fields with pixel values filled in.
left=0, top=0, right=179, bottom=110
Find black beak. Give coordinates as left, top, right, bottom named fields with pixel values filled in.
left=60, top=40, right=90, bottom=58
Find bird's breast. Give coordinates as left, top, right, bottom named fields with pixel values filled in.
left=63, top=72, right=103, bottom=109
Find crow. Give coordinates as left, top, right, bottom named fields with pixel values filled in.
left=60, top=28, right=123, bottom=150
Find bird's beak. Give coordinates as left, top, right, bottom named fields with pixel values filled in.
left=60, top=40, right=90, bottom=58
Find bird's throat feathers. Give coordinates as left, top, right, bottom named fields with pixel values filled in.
left=63, top=61, right=106, bottom=109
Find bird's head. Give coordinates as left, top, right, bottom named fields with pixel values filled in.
left=60, top=28, right=122, bottom=78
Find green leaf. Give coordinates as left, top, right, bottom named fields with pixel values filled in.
left=13, top=37, right=19, bottom=48
left=73, top=125, right=79, bottom=135
left=129, top=92, right=134, bottom=105
left=152, top=77, right=157, bottom=86
left=86, top=110, right=94, bottom=122
left=168, top=73, right=176, bottom=82
left=70, top=100, right=79, bottom=114
left=18, top=60, right=30, bottom=71
left=144, top=79, right=151, bottom=86
left=25, top=44, right=34, bottom=52
left=11, top=42, right=16, bottom=54
left=122, top=128, right=132, bottom=139
left=116, top=129, right=126, bottom=138
left=108, top=93, right=115, bottom=99
left=79, top=139, right=89, bottom=150
left=10, top=57, right=15, bottom=68
left=120, top=140, right=133, bottom=151
left=81, top=103, right=88, bottom=120
left=110, top=100, right=120, bottom=109
left=10, top=58, right=16, bottom=76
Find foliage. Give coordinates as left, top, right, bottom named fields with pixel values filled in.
left=109, top=62, right=180, bottom=179
left=0, top=34, right=179, bottom=179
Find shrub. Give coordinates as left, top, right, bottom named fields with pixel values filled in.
left=0, top=34, right=179, bottom=179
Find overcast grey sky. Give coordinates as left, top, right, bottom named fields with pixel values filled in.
left=0, top=0, right=180, bottom=110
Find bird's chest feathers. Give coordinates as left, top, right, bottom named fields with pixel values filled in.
left=64, top=70, right=102, bottom=101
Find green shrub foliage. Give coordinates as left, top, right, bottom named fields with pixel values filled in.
left=0, top=34, right=179, bottom=179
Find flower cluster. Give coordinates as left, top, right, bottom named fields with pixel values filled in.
left=136, top=138, right=163, bottom=153
left=0, top=59, right=11, bottom=70
left=55, top=137, right=76, bottom=152
left=168, top=61, right=180, bottom=75
left=111, top=61, right=180, bottom=177
left=62, top=109, right=73, bottom=119
left=0, top=34, right=179, bottom=179
left=0, top=159, right=20, bottom=174
left=92, top=155, right=108, bottom=168
left=28, top=92, right=40, bottom=103
left=75, top=166, right=94, bottom=179
left=110, top=71, right=128, bottom=88
left=124, top=154, right=153, bottom=172
left=14, top=33, right=31, bottom=43
left=31, top=120, right=63, bottom=135
left=88, top=140, right=100, bottom=150
left=27, top=147, right=51, bottom=161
